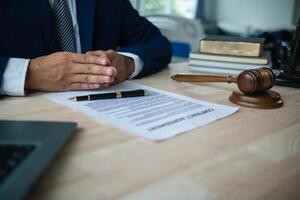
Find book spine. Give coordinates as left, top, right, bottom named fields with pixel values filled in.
left=189, top=53, right=269, bottom=65
left=199, top=40, right=262, bottom=57
left=189, top=59, right=270, bottom=70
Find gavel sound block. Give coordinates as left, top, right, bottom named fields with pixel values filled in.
left=171, top=68, right=283, bottom=109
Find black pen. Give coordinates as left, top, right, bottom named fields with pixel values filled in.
left=68, top=89, right=148, bottom=101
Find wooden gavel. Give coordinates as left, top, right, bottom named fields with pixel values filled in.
left=171, top=67, right=276, bottom=95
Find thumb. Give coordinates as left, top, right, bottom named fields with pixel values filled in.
left=105, top=49, right=117, bottom=61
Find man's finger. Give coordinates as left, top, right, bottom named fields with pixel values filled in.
left=86, top=51, right=111, bottom=65
left=70, top=63, right=116, bottom=76
left=68, top=74, right=114, bottom=84
left=104, top=49, right=117, bottom=61
left=67, top=52, right=109, bottom=65
left=86, top=50, right=105, bottom=56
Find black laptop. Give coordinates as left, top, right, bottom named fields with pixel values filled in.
left=0, top=120, right=77, bottom=200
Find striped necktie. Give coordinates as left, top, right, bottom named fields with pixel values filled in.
left=52, top=0, right=77, bottom=52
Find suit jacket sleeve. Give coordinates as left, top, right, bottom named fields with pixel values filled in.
left=117, top=0, right=172, bottom=78
left=0, top=56, right=9, bottom=83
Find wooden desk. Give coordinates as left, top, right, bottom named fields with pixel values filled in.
left=1, top=63, right=300, bottom=200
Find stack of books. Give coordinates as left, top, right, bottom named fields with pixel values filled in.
left=189, top=35, right=271, bottom=75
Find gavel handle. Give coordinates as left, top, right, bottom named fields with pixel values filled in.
left=171, top=74, right=237, bottom=83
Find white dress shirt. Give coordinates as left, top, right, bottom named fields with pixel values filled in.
left=0, top=0, right=143, bottom=96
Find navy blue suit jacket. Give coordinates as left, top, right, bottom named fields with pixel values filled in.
left=0, top=0, right=172, bottom=84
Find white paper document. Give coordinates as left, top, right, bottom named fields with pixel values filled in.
left=46, top=81, right=238, bottom=141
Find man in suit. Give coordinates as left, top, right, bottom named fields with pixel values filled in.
left=0, top=0, right=172, bottom=96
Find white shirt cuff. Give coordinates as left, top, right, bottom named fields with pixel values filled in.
left=118, top=52, right=143, bottom=79
left=0, top=58, right=29, bottom=96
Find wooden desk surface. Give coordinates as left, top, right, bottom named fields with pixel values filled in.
left=1, top=63, right=300, bottom=200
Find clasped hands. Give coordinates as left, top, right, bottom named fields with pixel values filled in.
left=25, top=50, right=134, bottom=92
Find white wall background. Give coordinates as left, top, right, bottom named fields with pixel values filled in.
left=215, top=0, right=296, bottom=35
left=130, top=0, right=298, bottom=35
left=295, top=0, right=300, bottom=23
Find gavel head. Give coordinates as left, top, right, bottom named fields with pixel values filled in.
left=237, top=68, right=276, bottom=95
